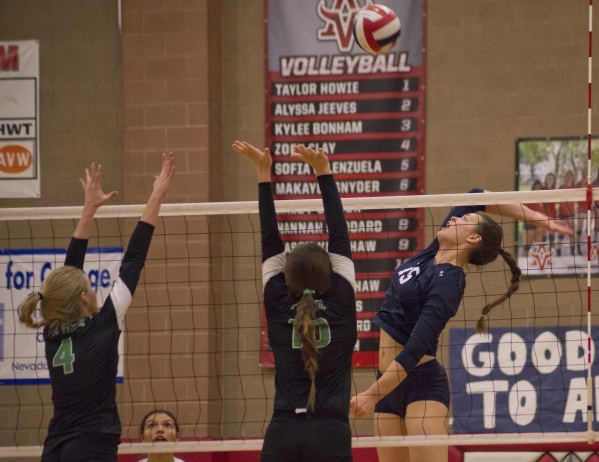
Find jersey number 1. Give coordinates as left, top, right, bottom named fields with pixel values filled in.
left=53, top=338, right=75, bottom=375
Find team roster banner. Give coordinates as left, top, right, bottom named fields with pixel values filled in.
left=262, top=0, right=426, bottom=368
left=0, top=41, right=40, bottom=198
left=0, top=248, right=123, bottom=385
left=450, top=327, right=599, bottom=433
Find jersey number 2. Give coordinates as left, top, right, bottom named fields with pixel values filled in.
left=52, top=338, right=75, bottom=375
left=289, top=318, right=331, bottom=349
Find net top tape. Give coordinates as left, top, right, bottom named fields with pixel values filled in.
left=0, top=432, right=595, bottom=458
left=0, top=189, right=589, bottom=221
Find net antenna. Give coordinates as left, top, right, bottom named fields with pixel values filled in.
left=586, top=0, right=595, bottom=444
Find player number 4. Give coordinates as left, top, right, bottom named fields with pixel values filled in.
left=52, top=338, right=75, bottom=375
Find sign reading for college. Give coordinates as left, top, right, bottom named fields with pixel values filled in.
left=450, top=327, right=599, bottom=433
left=0, top=248, right=123, bottom=385
left=263, top=0, right=426, bottom=368
left=0, top=41, right=40, bottom=198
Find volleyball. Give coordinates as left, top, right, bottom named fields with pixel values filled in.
left=353, top=4, right=401, bottom=55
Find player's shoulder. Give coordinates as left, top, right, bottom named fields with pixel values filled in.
left=429, top=264, right=465, bottom=292
left=264, top=272, right=287, bottom=295
left=432, top=263, right=464, bottom=280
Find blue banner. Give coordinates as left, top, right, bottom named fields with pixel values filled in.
left=450, top=327, right=598, bottom=433
left=0, top=247, right=123, bottom=385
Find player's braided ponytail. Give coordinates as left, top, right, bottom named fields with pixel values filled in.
left=467, top=213, right=521, bottom=333
left=476, top=248, right=521, bottom=333
left=295, top=289, right=319, bottom=409
left=285, top=243, right=332, bottom=411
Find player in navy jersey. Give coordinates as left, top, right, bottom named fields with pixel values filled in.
left=232, top=141, right=357, bottom=462
left=349, top=191, right=573, bottom=462
left=19, top=153, right=175, bottom=462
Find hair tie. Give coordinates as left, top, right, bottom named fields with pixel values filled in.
left=303, top=289, right=315, bottom=296
left=37, top=292, right=44, bottom=300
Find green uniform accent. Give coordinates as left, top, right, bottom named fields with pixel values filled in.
left=52, top=337, right=75, bottom=375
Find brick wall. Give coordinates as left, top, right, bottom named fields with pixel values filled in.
left=121, top=0, right=223, bottom=439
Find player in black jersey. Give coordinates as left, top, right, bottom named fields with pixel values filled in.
left=19, top=153, right=175, bottom=462
left=232, top=141, right=357, bottom=462
left=349, top=190, right=573, bottom=462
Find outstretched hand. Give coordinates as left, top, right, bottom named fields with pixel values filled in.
left=139, top=152, right=175, bottom=227
left=292, top=145, right=332, bottom=176
left=73, top=163, right=118, bottom=239
left=232, top=141, right=272, bottom=182
left=545, top=219, right=574, bottom=236
left=79, top=163, right=118, bottom=210
left=152, top=152, right=176, bottom=200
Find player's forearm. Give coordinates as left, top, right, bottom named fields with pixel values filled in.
left=257, top=166, right=271, bottom=183
left=366, top=360, right=407, bottom=400
left=259, top=182, right=284, bottom=261
left=73, top=204, right=100, bottom=239
left=140, top=193, right=164, bottom=227
left=486, top=202, right=549, bottom=223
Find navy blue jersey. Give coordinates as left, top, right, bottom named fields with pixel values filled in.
left=260, top=175, right=357, bottom=418
left=44, top=221, right=154, bottom=440
left=374, top=190, right=485, bottom=373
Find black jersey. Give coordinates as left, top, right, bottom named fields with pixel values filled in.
left=374, top=189, right=485, bottom=373
left=44, top=221, right=154, bottom=441
left=260, top=175, right=357, bottom=418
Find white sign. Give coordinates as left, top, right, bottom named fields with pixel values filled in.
left=0, top=41, right=40, bottom=197
left=0, top=247, right=123, bottom=385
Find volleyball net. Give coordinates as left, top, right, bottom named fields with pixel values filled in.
left=0, top=188, right=598, bottom=459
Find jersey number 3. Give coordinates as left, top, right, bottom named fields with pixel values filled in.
left=53, top=338, right=75, bottom=375
left=288, top=318, right=331, bottom=349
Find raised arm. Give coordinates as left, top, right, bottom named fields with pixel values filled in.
left=486, top=200, right=574, bottom=236
left=65, top=163, right=118, bottom=268
left=442, top=188, right=574, bottom=237
left=292, top=146, right=355, bottom=291
left=120, top=152, right=175, bottom=292
left=74, top=163, right=119, bottom=239
left=232, top=142, right=285, bottom=286
left=112, top=153, right=175, bottom=326
left=486, top=204, right=574, bottom=236
left=292, top=146, right=351, bottom=259
left=139, top=152, right=175, bottom=227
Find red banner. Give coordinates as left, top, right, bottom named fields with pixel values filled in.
left=262, top=0, right=426, bottom=368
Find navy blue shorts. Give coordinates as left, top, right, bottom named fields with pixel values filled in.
left=374, top=360, right=450, bottom=418
left=261, top=411, right=352, bottom=462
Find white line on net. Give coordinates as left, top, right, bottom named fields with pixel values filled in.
left=0, top=432, right=595, bottom=458
left=0, top=189, right=589, bottom=220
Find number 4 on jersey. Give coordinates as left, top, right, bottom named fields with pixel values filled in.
left=53, top=338, right=75, bottom=374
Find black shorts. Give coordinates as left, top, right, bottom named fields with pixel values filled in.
left=41, top=433, right=120, bottom=462
left=374, top=360, right=450, bottom=418
left=523, top=222, right=537, bottom=231
left=261, top=411, right=352, bottom=462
